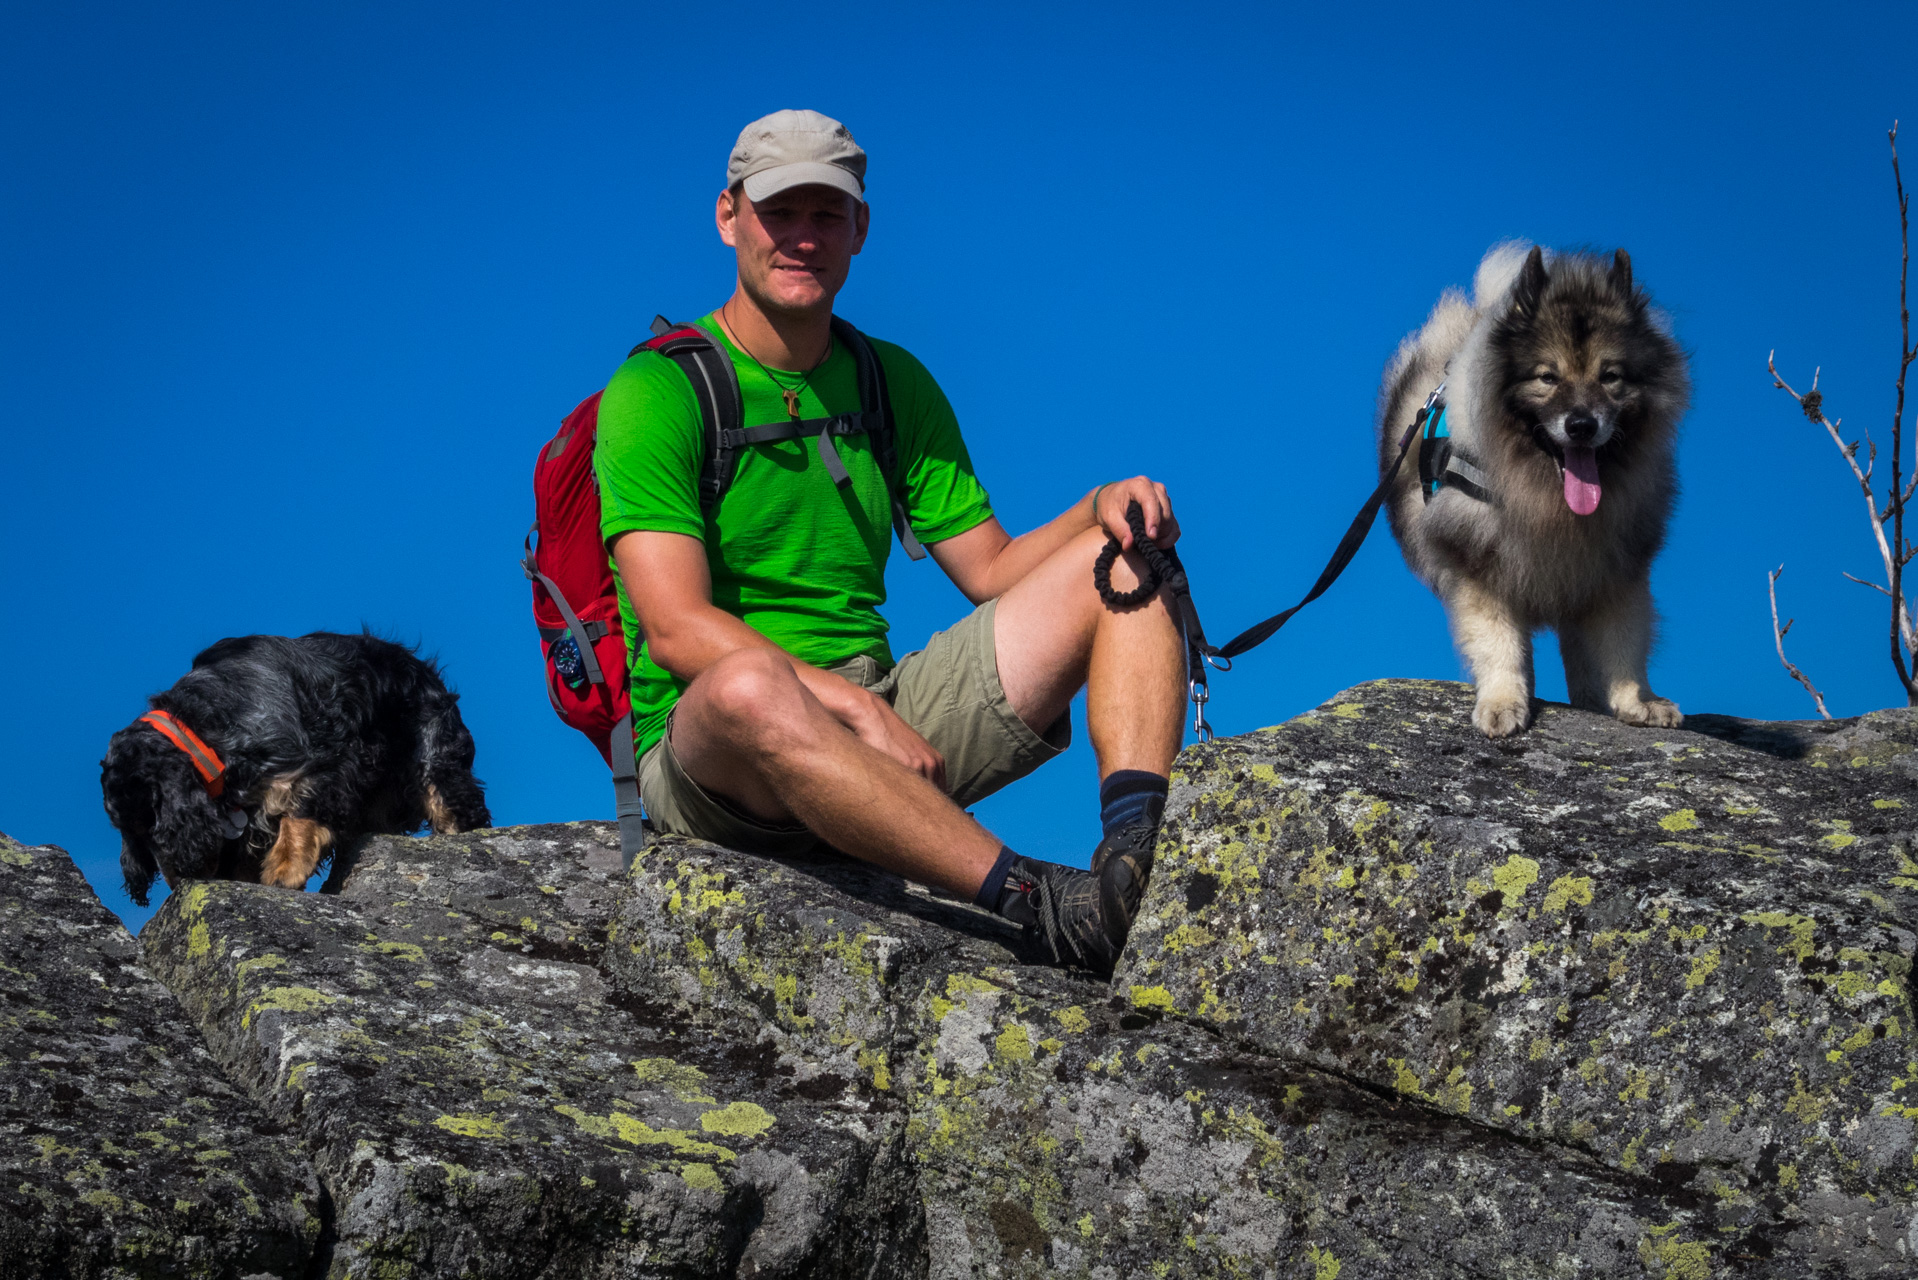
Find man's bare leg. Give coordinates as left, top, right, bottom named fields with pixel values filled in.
left=992, top=525, right=1186, bottom=777
left=669, top=649, right=1002, bottom=898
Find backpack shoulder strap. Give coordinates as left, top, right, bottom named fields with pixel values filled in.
left=637, top=317, right=744, bottom=512
left=829, top=317, right=926, bottom=560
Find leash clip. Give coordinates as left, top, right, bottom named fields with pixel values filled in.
left=1189, top=679, right=1214, bottom=743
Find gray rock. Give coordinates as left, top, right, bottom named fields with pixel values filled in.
left=610, top=831, right=1764, bottom=1276
left=62, top=677, right=1916, bottom=1276
left=0, top=833, right=319, bottom=1280
left=141, top=823, right=919, bottom=1279
left=1122, top=679, right=1918, bottom=1275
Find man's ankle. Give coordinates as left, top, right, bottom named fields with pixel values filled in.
left=1099, top=770, right=1168, bottom=837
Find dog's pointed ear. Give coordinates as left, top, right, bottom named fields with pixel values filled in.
left=1513, top=245, right=1548, bottom=316
left=1610, top=248, right=1634, bottom=299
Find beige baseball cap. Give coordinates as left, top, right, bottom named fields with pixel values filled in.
left=727, top=109, right=867, bottom=203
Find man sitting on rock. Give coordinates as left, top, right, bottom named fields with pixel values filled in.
left=595, top=109, right=1187, bottom=976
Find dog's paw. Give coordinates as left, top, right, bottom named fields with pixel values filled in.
left=1615, top=696, right=1682, bottom=729
left=1472, top=695, right=1531, bottom=738
left=259, top=862, right=311, bottom=891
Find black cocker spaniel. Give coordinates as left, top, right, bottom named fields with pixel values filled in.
left=101, top=632, right=490, bottom=904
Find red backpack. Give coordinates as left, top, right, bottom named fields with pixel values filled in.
left=524, top=314, right=923, bottom=862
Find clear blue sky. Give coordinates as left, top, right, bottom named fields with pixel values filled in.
left=6, top=1, right=1915, bottom=929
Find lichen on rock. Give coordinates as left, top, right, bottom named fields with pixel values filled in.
left=22, top=678, right=1915, bottom=1276
left=141, top=822, right=920, bottom=1279
left=1123, top=679, right=1918, bottom=1275
left=0, top=833, right=319, bottom=1279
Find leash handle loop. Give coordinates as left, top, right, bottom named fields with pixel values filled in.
left=1090, top=384, right=1444, bottom=740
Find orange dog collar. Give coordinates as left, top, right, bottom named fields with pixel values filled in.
left=139, top=710, right=227, bottom=798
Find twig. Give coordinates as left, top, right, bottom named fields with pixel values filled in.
left=1843, top=570, right=1895, bottom=597
left=1769, top=566, right=1833, bottom=719
left=1768, top=122, right=1918, bottom=707
left=1769, top=353, right=1915, bottom=655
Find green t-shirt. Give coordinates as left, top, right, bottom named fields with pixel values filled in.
left=594, top=315, right=994, bottom=758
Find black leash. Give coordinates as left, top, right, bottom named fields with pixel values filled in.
left=1094, top=386, right=1443, bottom=740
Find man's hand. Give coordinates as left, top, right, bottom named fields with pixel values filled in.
left=814, top=677, right=947, bottom=789
left=1093, top=476, right=1180, bottom=550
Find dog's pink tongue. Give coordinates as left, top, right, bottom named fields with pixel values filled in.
left=1563, top=446, right=1602, bottom=515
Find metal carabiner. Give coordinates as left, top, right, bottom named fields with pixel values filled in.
left=1189, top=680, right=1214, bottom=743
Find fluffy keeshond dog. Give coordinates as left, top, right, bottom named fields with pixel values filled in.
left=1378, top=242, right=1689, bottom=738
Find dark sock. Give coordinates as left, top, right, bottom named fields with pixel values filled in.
left=1099, top=770, right=1168, bottom=837
left=973, top=845, right=1021, bottom=911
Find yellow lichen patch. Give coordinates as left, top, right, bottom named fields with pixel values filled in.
left=1542, top=875, right=1594, bottom=913
left=1162, top=923, right=1217, bottom=952
left=631, top=1058, right=715, bottom=1104
left=699, top=1101, right=776, bottom=1139
left=680, top=1163, right=722, bottom=1193
left=1637, top=1224, right=1713, bottom=1280
left=1328, top=702, right=1364, bottom=720
left=1052, top=1006, right=1091, bottom=1035
left=433, top=1113, right=506, bottom=1139
left=857, top=1047, right=891, bottom=1090
left=1129, top=986, right=1177, bottom=1014
left=552, top=1105, right=736, bottom=1161
left=1387, top=1058, right=1423, bottom=1098
left=364, top=941, right=426, bottom=963
left=1491, top=856, right=1540, bottom=901
left=1819, top=819, right=1859, bottom=850
left=1741, top=911, right=1818, bottom=963
left=995, top=1023, right=1034, bottom=1063
left=1873, top=799, right=1905, bottom=809
left=1685, top=947, right=1721, bottom=991
left=1783, top=1077, right=1828, bottom=1124
left=1659, top=809, right=1700, bottom=832
left=234, top=954, right=287, bottom=985
left=1306, top=1244, right=1343, bottom=1279
left=241, top=986, right=338, bottom=1029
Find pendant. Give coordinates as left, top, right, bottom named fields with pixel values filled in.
left=782, top=388, right=802, bottom=419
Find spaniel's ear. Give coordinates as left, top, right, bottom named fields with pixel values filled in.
left=101, top=728, right=162, bottom=905
left=1512, top=245, right=1549, bottom=317
left=148, top=769, right=225, bottom=889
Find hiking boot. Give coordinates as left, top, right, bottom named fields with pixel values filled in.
left=997, top=831, right=1157, bottom=978
left=1091, top=793, right=1164, bottom=880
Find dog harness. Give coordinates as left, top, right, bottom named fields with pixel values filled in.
left=1417, top=397, right=1494, bottom=504
left=138, top=710, right=227, bottom=798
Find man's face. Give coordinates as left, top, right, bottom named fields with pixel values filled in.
left=717, top=184, right=869, bottom=317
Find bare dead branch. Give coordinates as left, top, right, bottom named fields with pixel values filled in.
left=1768, top=351, right=1912, bottom=652
left=1843, top=571, right=1895, bottom=597
left=1891, top=121, right=1917, bottom=701
left=1766, top=123, right=1918, bottom=706
left=1769, top=566, right=1833, bottom=719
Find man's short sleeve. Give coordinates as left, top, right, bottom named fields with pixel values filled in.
left=594, top=351, right=707, bottom=544
left=871, top=339, right=994, bottom=545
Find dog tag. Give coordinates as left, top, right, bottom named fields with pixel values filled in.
left=221, top=808, right=249, bottom=840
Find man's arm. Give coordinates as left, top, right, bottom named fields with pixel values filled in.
left=929, top=475, right=1180, bottom=604
left=611, top=529, right=946, bottom=786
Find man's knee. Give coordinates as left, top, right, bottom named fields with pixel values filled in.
left=686, top=650, right=807, bottom=744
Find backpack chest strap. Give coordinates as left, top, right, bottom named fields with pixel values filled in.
left=725, top=411, right=887, bottom=488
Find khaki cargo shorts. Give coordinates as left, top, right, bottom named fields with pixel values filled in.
left=636, top=598, right=1069, bottom=854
